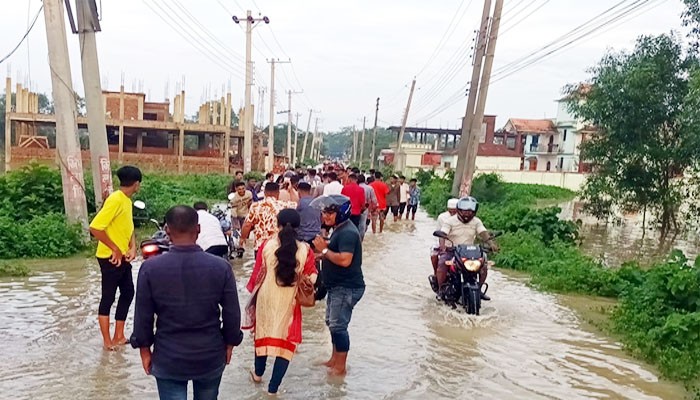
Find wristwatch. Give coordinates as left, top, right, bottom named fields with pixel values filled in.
left=321, top=248, right=329, bottom=257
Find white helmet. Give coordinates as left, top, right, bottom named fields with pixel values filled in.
left=447, top=198, right=459, bottom=209
left=456, top=196, right=479, bottom=213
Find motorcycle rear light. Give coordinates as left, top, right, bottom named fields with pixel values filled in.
left=142, top=244, right=159, bottom=254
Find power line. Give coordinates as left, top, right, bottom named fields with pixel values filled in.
left=499, top=0, right=551, bottom=36
left=0, top=5, right=43, bottom=66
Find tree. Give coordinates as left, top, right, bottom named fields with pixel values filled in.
left=564, top=34, right=700, bottom=234
left=682, top=0, right=700, bottom=51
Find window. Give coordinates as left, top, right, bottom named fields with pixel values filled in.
left=563, top=129, right=568, bottom=142
left=546, top=161, right=551, bottom=171
left=506, top=137, right=516, bottom=150
left=444, top=162, right=451, bottom=169
left=493, top=136, right=504, bottom=145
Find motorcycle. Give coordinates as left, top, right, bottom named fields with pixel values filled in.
left=429, top=230, right=500, bottom=315
left=212, top=202, right=245, bottom=259
left=134, top=201, right=170, bottom=260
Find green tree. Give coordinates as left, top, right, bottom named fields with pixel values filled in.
left=565, top=34, right=700, bottom=234
left=682, top=0, right=700, bottom=50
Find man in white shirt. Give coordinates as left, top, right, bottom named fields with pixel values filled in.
left=431, top=198, right=459, bottom=274
left=323, top=171, right=344, bottom=195
left=193, top=202, right=229, bottom=258
left=398, top=175, right=410, bottom=220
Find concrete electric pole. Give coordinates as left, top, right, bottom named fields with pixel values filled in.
left=266, top=59, right=290, bottom=172
left=352, top=124, right=357, bottom=163
left=456, top=0, right=504, bottom=196
left=309, top=117, right=319, bottom=162
left=286, top=90, right=303, bottom=165
left=359, top=116, right=367, bottom=167
left=232, top=11, right=269, bottom=172
left=301, top=109, right=314, bottom=163
left=76, top=0, right=112, bottom=208
left=451, top=0, right=494, bottom=196
left=394, top=78, right=417, bottom=171
left=370, top=98, right=380, bottom=170
left=44, top=0, right=89, bottom=227
left=293, top=112, right=301, bottom=165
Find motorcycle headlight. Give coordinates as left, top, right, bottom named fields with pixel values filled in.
left=462, top=259, right=482, bottom=272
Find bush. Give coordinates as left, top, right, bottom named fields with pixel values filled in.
left=0, top=260, right=30, bottom=277
left=0, top=213, right=86, bottom=259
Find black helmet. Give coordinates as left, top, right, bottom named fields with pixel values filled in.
left=310, top=194, right=352, bottom=226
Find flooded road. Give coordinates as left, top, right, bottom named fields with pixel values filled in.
left=0, top=211, right=687, bottom=399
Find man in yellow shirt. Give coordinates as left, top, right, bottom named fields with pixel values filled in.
left=89, top=166, right=142, bottom=350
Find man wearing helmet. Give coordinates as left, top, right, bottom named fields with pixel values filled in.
left=438, top=196, right=499, bottom=300
left=311, top=195, right=365, bottom=376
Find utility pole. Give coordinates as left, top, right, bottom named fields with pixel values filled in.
left=76, top=0, right=112, bottom=208
left=232, top=11, right=269, bottom=172
left=359, top=116, right=366, bottom=166
left=352, top=124, right=357, bottom=163
left=452, top=0, right=493, bottom=196
left=301, top=109, right=314, bottom=163
left=394, top=78, right=417, bottom=171
left=44, top=0, right=88, bottom=227
left=266, top=59, right=290, bottom=172
left=293, top=112, right=301, bottom=165
left=459, top=0, right=503, bottom=196
left=309, top=117, right=319, bottom=162
left=285, top=90, right=303, bottom=165
left=370, top=98, right=380, bottom=170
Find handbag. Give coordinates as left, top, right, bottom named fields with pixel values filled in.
left=296, top=275, right=316, bottom=307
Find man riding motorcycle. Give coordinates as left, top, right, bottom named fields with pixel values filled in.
left=430, top=198, right=459, bottom=275
left=436, top=196, right=499, bottom=301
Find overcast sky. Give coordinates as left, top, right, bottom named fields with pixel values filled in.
left=0, top=0, right=689, bottom=131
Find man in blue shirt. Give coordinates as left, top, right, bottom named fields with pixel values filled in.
left=131, top=205, right=243, bottom=400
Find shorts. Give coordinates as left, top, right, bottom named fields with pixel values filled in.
left=389, top=205, right=399, bottom=216
left=398, top=202, right=407, bottom=214
left=371, top=209, right=387, bottom=221
left=406, top=204, right=418, bottom=214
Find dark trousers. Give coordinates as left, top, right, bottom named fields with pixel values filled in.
left=97, top=258, right=134, bottom=321
left=155, top=370, right=223, bottom=400
left=255, top=356, right=290, bottom=394
left=205, top=245, right=228, bottom=258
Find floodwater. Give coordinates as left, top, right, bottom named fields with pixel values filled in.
left=558, top=200, right=700, bottom=266
left=0, top=212, right=688, bottom=399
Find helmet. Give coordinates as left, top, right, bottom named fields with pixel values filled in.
left=456, top=196, right=479, bottom=213
left=447, top=198, right=459, bottom=209
left=310, top=194, right=352, bottom=226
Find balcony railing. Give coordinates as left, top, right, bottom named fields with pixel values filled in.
left=529, top=143, right=559, bottom=154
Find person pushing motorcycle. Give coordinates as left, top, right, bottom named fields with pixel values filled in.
left=437, top=196, right=499, bottom=301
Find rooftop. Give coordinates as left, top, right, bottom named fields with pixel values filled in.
left=507, top=118, right=559, bottom=135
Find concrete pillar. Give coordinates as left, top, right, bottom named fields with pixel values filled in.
left=220, top=97, right=226, bottom=126
left=180, top=90, right=185, bottom=124
left=212, top=101, right=218, bottom=126
left=178, top=128, right=185, bottom=173
left=173, top=95, right=180, bottom=123
left=118, top=85, right=125, bottom=161
left=21, top=89, right=29, bottom=114
left=137, top=96, right=144, bottom=120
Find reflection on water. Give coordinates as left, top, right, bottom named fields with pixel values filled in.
left=0, top=212, right=687, bottom=399
left=558, top=200, right=699, bottom=266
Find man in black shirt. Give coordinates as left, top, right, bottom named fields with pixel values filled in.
left=312, top=195, right=365, bottom=376
left=131, top=206, right=243, bottom=400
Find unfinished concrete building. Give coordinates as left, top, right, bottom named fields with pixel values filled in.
left=2, top=77, right=262, bottom=174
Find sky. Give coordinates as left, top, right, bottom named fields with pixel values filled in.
left=0, top=0, right=689, bottom=132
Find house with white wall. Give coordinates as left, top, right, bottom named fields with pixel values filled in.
left=504, top=118, right=559, bottom=171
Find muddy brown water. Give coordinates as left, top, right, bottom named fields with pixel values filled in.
left=0, top=211, right=687, bottom=399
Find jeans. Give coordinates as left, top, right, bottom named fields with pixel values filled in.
left=155, top=368, right=223, bottom=400
left=254, top=356, right=290, bottom=394
left=97, top=258, right=134, bottom=321
left=325, top=286, right=365, bottom=352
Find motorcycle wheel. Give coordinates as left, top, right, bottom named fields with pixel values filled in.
left=466, top=287, right=481, bottom=315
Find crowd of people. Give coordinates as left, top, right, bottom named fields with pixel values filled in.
left=88, top=163, right=429, bottom=398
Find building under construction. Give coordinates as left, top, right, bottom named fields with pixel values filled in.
left=3, top=77, right=271, bottom=174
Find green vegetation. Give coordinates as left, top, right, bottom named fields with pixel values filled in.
left=564, top=33, right=700, bottom=234
left=0, top=163, right=234, bottom=259
left=420, top=172, right=700, bottom=387
left=0, top=260, right=30, bottom=277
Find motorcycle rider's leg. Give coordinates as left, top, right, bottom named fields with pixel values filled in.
left=479, top=264, right=490, bottom=301
left=430, top=252, right=438, bottom=275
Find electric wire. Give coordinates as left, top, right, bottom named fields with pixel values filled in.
left=0, top=5, right=43, bottom=66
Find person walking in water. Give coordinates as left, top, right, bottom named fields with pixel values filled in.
left=244, top=209, right=318, bottom=395
left=131, top=206, right=243, bottom=400
left=368, top=172, right=389, bottom=233
left=89, top=165, right=141, bottom=350
left=311, top=195, right=365, bottom=376
left=406, top=178, right=421, bottom=221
